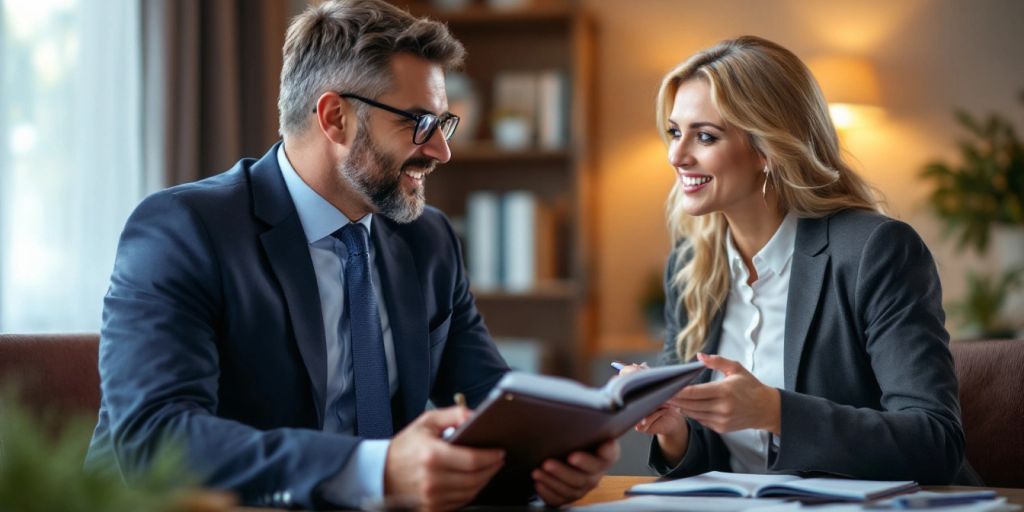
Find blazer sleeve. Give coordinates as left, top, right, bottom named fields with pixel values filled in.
left=648, top=247, right=731, bottom=477
left=98, top=191, right=357, bottom=509
left=770, top=220, right=965, bottom=483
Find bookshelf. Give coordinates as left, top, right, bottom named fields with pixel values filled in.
left=398, top=0, right=596, bottom=378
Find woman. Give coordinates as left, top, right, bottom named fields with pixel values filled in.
left=632, top=35, right=976, bottom=484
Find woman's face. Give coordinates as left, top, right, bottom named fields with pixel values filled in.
left=666, top=79, right=766, bottom=218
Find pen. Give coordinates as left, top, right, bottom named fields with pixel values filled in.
left=611, top=361, right=649, bottom=371
left=443, top=393, right=467, bottom=440
left=892, top=490, right=997, bottom=509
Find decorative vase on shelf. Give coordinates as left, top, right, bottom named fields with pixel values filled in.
left=492, top=115, right=531, bottom=151
left=444, top=72, right=480, bottom=146
left=430, top=0, right=473, bottom=12
left=486, top=0, right=529, bottom=10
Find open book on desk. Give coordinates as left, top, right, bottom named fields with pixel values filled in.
left=445, top=361, right=705, bottom=473
left=627, top=471, right=919, bottom=502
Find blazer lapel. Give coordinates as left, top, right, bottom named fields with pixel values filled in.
left=371, top=216, right=429, bottom=428
left=783, top=216, right=830, bottom=391
left=252, top=142, right=328, bottom=426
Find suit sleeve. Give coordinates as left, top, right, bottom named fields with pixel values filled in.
left=649, top=247, right=730, bottom=477
left=770, top=220, right=965, bottom=483
left=98, top=191, right=357, bottom=509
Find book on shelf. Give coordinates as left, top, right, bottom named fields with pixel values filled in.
left=466, top=191, right=501, bottom=291
left=536, top=70, right=567, bottom=149
left=493, top=71, right=538, bottom=149
left=491, top=70, right=569, bottom=150
left=627, top=471, right=919, bottom=502
left=501, top=190, right=536, bottom=292
left=445, top=361, right=705, bottom=473
left=465, top=190, right=558, bottom=293
left=493, top=337, right=543, bottom=374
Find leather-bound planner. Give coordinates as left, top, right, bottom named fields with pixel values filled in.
left=445, top=361, right=706, bottom=474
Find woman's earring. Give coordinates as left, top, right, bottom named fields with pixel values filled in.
left=762, top=164, right=771, bottom=200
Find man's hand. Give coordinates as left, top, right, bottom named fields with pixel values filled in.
left=532, top=439, right=619, bottom=506
left=384, top=406, right=505, bottom=511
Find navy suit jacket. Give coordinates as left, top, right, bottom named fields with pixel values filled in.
left=86, top=143, right=510, bottom=508
left=650, top=209, right=980, bottom=484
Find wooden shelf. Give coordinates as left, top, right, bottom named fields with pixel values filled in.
left=448, top=143, right=570, bottom=164
left=407, top=2, right=573, bottom=27
left=394, top=0, right=595, bottom=378
left=473, top=280, right=578, bottom=300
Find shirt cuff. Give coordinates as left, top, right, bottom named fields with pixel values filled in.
left=767, top=432, right=781, bottom=467
left=321, top=439, right=390, bottom=509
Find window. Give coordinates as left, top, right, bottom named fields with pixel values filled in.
left=1, top=0, right=144, bottom=332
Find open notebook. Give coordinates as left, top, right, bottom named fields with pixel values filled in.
left=627, top=471, right=919, bottom=502
left=445, top=361, right=704, bottom=473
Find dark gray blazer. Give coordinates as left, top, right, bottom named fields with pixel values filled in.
left=650, top=208, right=979, bottom=484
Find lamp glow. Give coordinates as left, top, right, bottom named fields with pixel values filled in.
left=808, top=56, right=884, bottom=130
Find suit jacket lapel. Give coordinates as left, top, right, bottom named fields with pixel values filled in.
left=252, top=142, right=328, bottom=426
left=784, top=216, right=830, bottom=391
left=371, top=216, right=429, bottom=429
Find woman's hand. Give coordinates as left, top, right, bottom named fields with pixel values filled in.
left=620, top=363, right=690, bottom=465
left=674, top=353, right=781, bottom=435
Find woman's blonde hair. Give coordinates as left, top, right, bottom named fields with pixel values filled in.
left=658, top=35, right=881, bottom=362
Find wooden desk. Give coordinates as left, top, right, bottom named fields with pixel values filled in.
left=574, top=475, right=1024, bottom=506
left=230, top=476, right=1024, bottom=510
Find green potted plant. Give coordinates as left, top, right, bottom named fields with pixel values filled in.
left=920, top=90, right=1024, bottom=337
left=0, top=390, right=232, bottom=512
left=919, top=91, right=1024, bottom=253
left=948, top=268, right=1024, bottom=339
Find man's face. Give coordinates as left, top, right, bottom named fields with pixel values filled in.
left=339, top=53, right=452, bottom=224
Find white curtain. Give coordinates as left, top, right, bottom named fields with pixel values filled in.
left=0, top=0, right=147, bottom=332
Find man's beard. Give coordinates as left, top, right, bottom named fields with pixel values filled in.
left=340, top=127, right=435, bottom=224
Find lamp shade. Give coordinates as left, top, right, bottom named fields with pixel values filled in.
left=807, top=56, right=881, bottom=106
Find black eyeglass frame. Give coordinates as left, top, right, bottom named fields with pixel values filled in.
left=313, top=93, right=459, bottom=145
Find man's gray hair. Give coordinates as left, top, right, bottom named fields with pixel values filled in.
left=278, top=0, right=465, bottom=137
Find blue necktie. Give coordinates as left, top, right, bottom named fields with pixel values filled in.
left=333, top=223, right=392, bottom=438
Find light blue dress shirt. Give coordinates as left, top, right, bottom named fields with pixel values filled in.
left=276, top=144, right=396, bottom=508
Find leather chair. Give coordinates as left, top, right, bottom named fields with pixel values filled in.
left=951, top=339, right=1024, bottom=488
left=0, top=333, right=100, bottom=425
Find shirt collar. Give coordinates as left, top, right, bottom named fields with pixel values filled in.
left=726, top=212, right=798, bottom=279
left=277, top=143, right=373, bottom=244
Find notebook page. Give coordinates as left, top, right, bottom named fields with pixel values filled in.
left=571, top=495, right=787, bottom=512
left=755, top=477, right=918, bottom=500
left=601, top=361, right=704, bottom=405
left=496, top=372, right=613, bottom=409
left=628, top=471, right=800, bottom=497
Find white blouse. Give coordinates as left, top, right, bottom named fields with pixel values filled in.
left=714, top=213, right=797, bottom=473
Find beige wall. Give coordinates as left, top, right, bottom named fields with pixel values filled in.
left=585, top=0, right=1024, bottom=348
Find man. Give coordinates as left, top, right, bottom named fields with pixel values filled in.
left=85, top=0, right=618, bottom=509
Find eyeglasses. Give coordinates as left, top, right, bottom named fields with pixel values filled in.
left=314, top=93, right=460, bottom=145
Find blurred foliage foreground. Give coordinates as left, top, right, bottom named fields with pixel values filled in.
left=0, top=390, right=234, bottom=512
